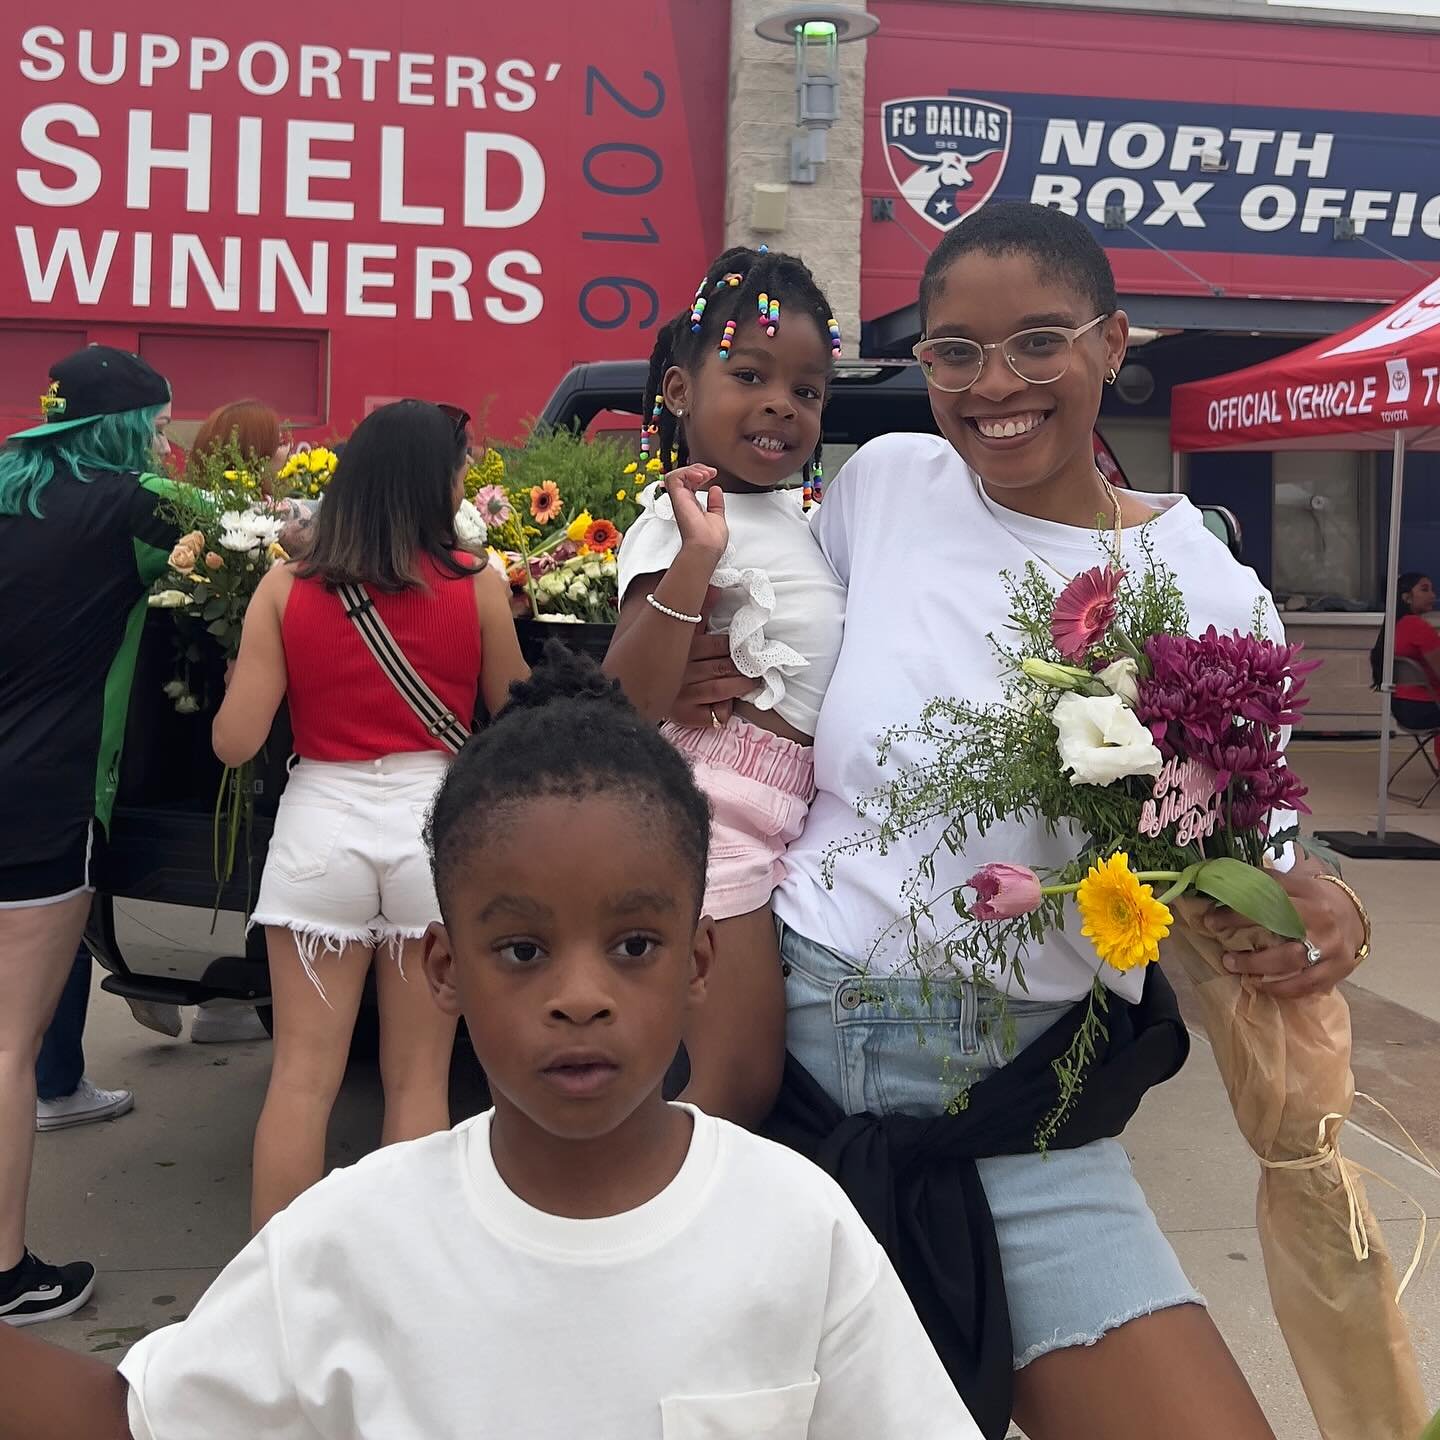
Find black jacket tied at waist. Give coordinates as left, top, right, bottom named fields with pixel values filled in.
left=761, top=967, right=1189, bottom=1440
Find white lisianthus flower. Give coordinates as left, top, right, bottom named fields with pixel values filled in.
left=219, top=528, right=259, bottom=554
left=149, top=590, right=192, bottom=609
left=583, top=560, right=603, bottom=581
left=454, top=499, right=487, bottom=552
left=1095, top=657, right=1140, bottom=705
left=162, top=678, right=189, bottom=699
left=1051, top=693, right=1163, bottom=787
left=537, top=572, right=565, bottom=597
left=567, top=578, right=590, bottom=601
left=174, top=694, right=201, bottom=715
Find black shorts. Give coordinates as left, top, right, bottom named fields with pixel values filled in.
left=0, top=818, right=97, bottom=908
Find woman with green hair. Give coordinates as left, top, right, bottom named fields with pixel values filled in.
left=0, top=346, right=176, bottom=1327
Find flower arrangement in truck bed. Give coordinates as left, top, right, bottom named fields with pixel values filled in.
left=453, top=427, right=642, bottom=623
left=830, top=536, right=1316, bottom=1140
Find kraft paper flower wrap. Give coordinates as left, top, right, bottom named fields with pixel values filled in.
left=835, top=539, right=1426, bottom=1437
left=1166, top=898, right=1428, bottom=1440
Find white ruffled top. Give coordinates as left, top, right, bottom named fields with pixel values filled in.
left=617, top=482, right=846, bottom=737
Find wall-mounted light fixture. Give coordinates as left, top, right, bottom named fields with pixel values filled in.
left=754, top=6, right=879, bottom=184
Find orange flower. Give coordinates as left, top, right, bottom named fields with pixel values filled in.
left=584, top=518, right=621, bottom=553
left=529, top=480, right=561, bottom=523
left=506, top=564, right=528, bottom=589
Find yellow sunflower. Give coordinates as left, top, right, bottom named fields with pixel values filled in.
left=1075, top=852, right=1172, bottom=972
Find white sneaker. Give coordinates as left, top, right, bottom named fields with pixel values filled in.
left=189, top=1004, right=269, bottom=1044
left=36, top=1078, right=134, bottom=1133
left=125, top=999, right=183, bottom=1037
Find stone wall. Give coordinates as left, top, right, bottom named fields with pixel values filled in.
left=724, top=0, right=870, bottom=347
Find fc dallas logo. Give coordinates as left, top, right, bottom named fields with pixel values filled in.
left=881, top=95, right=1013, bottom=231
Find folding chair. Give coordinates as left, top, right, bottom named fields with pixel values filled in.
left=1387, top=656, right=1440, bottom=807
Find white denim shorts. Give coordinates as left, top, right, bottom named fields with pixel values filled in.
left=251, top=752, right=449, bottom=982
left=777, top=919, right=1204, bottom=1370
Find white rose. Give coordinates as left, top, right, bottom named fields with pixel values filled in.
left=537, top=572, right=565, bottom=597
left=1051, top=693, right=1163, bottom=788
left=162, top=678, right=188, bottom=699
left=149, top=590, right=192, bottom=609
left=174, top=694, right=201, bottom=715
left=583, top=560, right=603, bottom=581
left=1095, top=657, right=1140, bottom=705
left=567, top=578, right=590, bottom=601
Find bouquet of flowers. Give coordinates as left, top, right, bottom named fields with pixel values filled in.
left=847, top=544, right=1426, bottom=1440
left=151, top=441, right=291, bottom=896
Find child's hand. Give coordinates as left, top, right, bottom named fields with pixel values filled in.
left=664, top=465, right=726, bottom=560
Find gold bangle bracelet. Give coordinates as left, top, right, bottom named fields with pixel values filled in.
left=1317, top=873, right=1371, bottom=961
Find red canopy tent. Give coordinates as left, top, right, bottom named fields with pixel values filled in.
left=1171, top=274, right=1440, bottom=857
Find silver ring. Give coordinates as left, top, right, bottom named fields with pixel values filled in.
left=1303, top=940, right=1324, bottom=968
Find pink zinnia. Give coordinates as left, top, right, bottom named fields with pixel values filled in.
left=968, top=863, right=1043, bottom=920
left=473, top=484, right=511, bottom=529
left=1051, top=565, right=1125, bottom=662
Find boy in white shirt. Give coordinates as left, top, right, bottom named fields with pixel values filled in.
left=0, top=648, right=981, bottom=1440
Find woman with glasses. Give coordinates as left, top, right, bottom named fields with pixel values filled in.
left=673, top=203, right=1369, bottom=1439
left=214, top=399, right=528, bottom=1230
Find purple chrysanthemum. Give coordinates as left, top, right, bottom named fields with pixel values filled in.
left=1137, top=628, right=1316, bottom=755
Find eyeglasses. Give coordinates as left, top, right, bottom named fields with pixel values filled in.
left=911, top=315, right=1109, bottom=393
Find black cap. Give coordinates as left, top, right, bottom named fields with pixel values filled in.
left=8, top=346, right=171, bottom=440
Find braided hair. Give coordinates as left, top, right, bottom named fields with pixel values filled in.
left=640, top=246, right=840, bottom=500
left=426, top=643, right=712, bottom=918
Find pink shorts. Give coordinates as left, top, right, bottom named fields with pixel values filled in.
left=662, top=717, right=815, bottom=922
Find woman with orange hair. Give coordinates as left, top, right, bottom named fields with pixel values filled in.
left=189, top=400, right=291, bottom=494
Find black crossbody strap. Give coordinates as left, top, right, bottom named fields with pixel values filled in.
left=335, top=582, right=470, bottom=754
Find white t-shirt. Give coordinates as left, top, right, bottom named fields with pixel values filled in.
left=120, top=1106, right=980, bottom=1440
left=774, top=433, right=1292, bottom=1004
left=618, top=483, right=846, bottom=736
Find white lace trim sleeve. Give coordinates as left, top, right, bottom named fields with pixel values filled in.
left=710, top=546, right=809, bottom=712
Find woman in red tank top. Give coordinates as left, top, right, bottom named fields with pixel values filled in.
left=214, top=401, right=528, bottom=1230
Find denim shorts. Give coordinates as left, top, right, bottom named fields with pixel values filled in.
left=251, top=752, right=449, bottom=989
left=778, top=919, right=1203, bottom=1369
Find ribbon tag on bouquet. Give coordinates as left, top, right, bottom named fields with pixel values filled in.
left=1139, top=758, right=1222, bottom=846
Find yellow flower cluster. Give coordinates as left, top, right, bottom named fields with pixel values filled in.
left=465, top=447, right=506, bottom=498
left=276, top=446, right=339, bottom=498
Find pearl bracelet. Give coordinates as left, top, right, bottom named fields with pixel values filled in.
left=645, top=593, right=703, bottom=625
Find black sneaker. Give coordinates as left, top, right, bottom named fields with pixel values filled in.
left=0, top=1251, right=95, bottom=1327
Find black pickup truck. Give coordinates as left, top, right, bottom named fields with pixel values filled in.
left=86, top=360, right=1240, bottom=1022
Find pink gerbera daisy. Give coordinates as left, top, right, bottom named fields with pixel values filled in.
left=1051, top=564, right=1124, bottom=662
left=474, top=484, right=511, bottom=529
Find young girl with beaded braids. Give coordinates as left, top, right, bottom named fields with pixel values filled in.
left=606, top=246, right=846, bottom=1125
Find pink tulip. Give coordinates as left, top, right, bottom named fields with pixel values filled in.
left=968, top=863, right=1043, bottom=920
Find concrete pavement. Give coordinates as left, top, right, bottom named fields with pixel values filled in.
left=23, top=740, right=1440, bottom=1437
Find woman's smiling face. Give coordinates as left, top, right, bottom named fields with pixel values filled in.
left=920, top=250, right=1128, bottom=505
